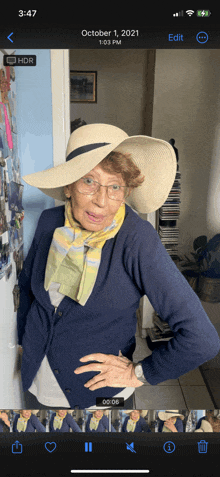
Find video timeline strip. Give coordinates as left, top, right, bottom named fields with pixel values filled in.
left=0, top=408, right=219, bottom=434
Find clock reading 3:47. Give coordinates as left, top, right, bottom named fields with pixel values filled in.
left=18, top=10, right=38, bottom=17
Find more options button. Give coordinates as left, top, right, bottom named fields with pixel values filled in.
left=196, top=32, right=209, bottom=43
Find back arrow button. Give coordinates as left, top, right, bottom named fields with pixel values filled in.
left=7, top=33, right=14, bottom=43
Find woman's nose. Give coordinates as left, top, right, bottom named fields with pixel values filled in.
left=92, top=185, right=108, bottom=206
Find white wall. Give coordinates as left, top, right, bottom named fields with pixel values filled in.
left=69, top=49, right=147, bottom=136
left=152, top=49, right=220, bottom=255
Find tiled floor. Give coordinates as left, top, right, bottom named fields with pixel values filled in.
left=199, top=303, right=220, bottom=408
left=133, top=300, right=220, bottom=409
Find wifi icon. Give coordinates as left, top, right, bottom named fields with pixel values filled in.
left=186, top=10, right=194, bottom=16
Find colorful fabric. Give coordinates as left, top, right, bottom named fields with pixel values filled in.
left=0, top=102, right=13, bottom=149
left=44, top=200, right=125, bottom=305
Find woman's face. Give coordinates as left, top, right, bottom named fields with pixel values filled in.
left=64, top=165, right=127, bottom=232
left=21, top=410, right=32, bottom=419
left=130, top=410, right=140, bottom=421
left=57, top=410, right=67, bottom=418
left=93, top=410, right=103, bottom=419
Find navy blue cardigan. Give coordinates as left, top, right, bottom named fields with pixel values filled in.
left=17, top=204, right=220, bottom=409
left=49, top=413, right=82, bottom=432
left=0, top=419, right=9, bottom=432
left=195, top=416, right=206, bottom=429
left=122, top=416, right=151, bottom=432
left=13, top=414, right=46, bottom=432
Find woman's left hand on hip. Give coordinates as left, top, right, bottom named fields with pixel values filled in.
left=74, top=353, right=144, bottom=390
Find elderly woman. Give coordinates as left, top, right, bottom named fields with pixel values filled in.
left=0, top=411, right=10, bottom=432
left=49, top=409, right=81, bottom=432
left=86, top=410, right=115, bottom=432
left=122, top=410, right=151, bottom=432
left=13, top=410, right=46, bottom=432
left=158, top=410, right=184, bottom=432
left=17, top=123, right=220, bottom=410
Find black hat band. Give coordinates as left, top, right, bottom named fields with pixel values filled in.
left=66, top=143, right=111, bottom=162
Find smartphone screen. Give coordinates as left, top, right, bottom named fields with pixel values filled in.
left=0, top=7, right=220, bottom=477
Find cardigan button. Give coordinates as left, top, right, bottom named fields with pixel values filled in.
left=65, top=389, right=71, bottom=393
left=58, top=311, right=63, bottom=316
left=54, top=369, right=59, bottom=374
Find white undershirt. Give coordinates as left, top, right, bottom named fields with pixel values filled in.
left=28, top=282, right=70, bottom=407
left=28, top=282, right=135, bottom=409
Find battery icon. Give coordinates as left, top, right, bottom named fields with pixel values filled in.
left=197, top=10, right=211, bottom=17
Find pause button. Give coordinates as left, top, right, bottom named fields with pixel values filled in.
left=85, top=442, right=92, bottom=452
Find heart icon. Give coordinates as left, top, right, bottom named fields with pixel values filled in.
left=45, top=442, right=57, bottom=453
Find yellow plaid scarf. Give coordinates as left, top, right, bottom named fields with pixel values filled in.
left=17, top=413, right=30, bottom=432
left=44, top=200, right=125, bottom=305
left=89, top=414, right=103, bottom=431
left=126, top=416, right=140, bottom=432
left=53, top=411, right=67, bottom=430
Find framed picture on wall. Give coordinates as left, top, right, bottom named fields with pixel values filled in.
left=70, top=71, right=97, bottom=103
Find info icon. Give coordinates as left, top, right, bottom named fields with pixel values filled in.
left=163, top=441, right=175, bottom=453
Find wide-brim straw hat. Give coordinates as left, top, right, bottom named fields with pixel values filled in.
left=158, top=410, right=184, bottom=421
left=123, top=410, right=148, bottom=417
left=86, top=409, right=109, bottom=416
left=194, top=420, right=213, bottom=432
left=22, top=123, right=177, bottom=214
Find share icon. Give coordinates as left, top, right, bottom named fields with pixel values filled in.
left=126, top=442, right=136, bottom=453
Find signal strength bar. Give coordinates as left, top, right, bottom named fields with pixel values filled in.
left=173, top=11, right=184, bottom=17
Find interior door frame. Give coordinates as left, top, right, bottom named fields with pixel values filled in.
left=50, top=49, right=70, bottom=204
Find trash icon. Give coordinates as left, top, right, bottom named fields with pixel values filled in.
left=197, top=440, right=208, bottom=453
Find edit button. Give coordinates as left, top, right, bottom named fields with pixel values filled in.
left=168, top=34, right=184, bottom=41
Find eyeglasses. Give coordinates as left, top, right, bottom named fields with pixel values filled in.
left=76, top=177, right=128, bottom=201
